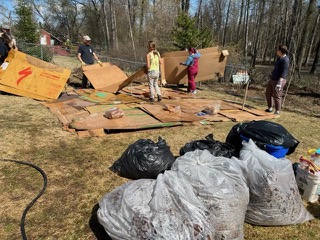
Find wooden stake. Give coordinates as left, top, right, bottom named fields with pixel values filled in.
left=242, top=80, right=250, bottom=110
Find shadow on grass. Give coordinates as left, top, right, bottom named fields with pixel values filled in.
left=306, top=201, right=320, bottom=218
left=89, top=203, right=112, bottom=240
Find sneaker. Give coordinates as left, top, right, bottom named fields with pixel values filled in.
left=149, top=98, right=154, bottom=102
left=265, top=108, right=273, bottom=113
left=157, top=95, right=162, bottom=102
left=274, top=111, right=280, bottom=115
left=191, top=90, right=197, bottom=94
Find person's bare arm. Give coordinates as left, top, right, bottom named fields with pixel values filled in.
left=93, top=52, right=99, bottom=61
left=77, top=53, right=85, bottom=65
left=146, top=54, right=151, bottom=70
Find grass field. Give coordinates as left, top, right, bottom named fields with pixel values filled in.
left=0, top=56, right=319, bottom=239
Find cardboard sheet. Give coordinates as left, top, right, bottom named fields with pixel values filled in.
left=0, top=50, right=71, bottom=101
left=69, top=106, right=182, bottom=130
left=82, top=63, right=128, bottom=92
left=41, top=97, right=95, bottom=124
left=74, top=89, right=142, bottom=104
left=161, top=47, right=228, bottom=85
left=140, top=104, right=206, bottom=123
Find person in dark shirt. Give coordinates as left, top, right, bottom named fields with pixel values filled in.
left=77, top=35, right=101, bottom=88
left=0, top=37, right=9, bottom=65
left=265, top=45, right=289, bottom=115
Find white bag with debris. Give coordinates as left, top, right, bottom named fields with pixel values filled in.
left=97, top=170, right=215, bottom=240
left=239, top=139, right=313, bottom=226
left=172, top=150, right=249, bottom=240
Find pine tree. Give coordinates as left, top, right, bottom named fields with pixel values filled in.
left=172, top=12, right=211, bottom=50
left=15, top=0, right=38, bottom=43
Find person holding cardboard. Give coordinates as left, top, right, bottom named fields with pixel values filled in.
left=146, top=41, right=162, bottom=102
left=180, top=47, right=201, bottom=94
left=77, top=35, right=102, bottom=88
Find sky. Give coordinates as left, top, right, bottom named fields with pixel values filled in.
left=0, top=0, right=15, bottom=23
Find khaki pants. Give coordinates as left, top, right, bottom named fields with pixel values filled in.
left=148, top=70, right=161, bottom=99
left=265, top=79, right=286, bottom=112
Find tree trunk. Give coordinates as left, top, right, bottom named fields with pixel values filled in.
left=222, top=0, right=231, bottom=47
left=236, top=0, right=245, bottom=41
left=196, top=0, right=203, bottom=28
left=139, top=0, right=146, bottom=36
left=304, top=13, right=320, bottom=66
left=251, top=0, right=265, bottom=67
left=126, top=4, right=136, bottom=60
left=296, top=0, right=317, bottom=71
left=287, top=0, right=302, bottom=53
left=310, top=36, right=320, bottom=74
left=244, top=0, right=250, bottom=65
left=181, top=0, right=190, bottom=13
left=109, top=0, right=118, bottom=49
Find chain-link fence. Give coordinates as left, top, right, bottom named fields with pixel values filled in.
left=16, top=41, right=57, bottom=62
left=16, top=41, right=146, bottom=73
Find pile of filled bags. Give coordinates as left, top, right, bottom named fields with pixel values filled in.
left=97, top=120, right=313, bottom=240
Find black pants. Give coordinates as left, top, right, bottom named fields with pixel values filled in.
left=82, top=74, right=89, bottom=88
left=82, top=63, right=94, bottom=88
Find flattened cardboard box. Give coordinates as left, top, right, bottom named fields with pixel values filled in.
left=0, top=50, right=71, bottom=101
left=162, top=47, right=228, bottom=85
left=82, top=63, right=128, bottom=93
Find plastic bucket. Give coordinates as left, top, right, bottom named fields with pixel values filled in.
left=240, top=134, right=289, bottom=158
left=295, top=165, right=320, bottom=203
left=265, top=144, right=289, bottom=158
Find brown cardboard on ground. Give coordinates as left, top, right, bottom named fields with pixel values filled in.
left=69, top=107, right=182, bottom=130
left=161, top=47, right=228, bottom=85
left=0, top=50, right=71, bottom=101
left=139, top=104, right=206, bottom=123
left=82, top=63, right=128, bottom=92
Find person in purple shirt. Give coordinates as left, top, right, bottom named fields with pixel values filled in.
left=180, top=47, right=201, bottom=94
left=265, top=45, right=289, bottom=115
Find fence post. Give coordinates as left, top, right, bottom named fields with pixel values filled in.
left=40, top=44, right=43, bottom=60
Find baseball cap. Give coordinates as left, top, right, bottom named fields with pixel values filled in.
left=2, top=25, right=10, bottom=30
left=83, top=35, right=91, bottom=41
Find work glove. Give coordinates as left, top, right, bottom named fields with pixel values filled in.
left=275, top=79, right=283, bottom=91
left=81, top=62, right=86, bottom=66
left=98, top=60, right=103, bottom=67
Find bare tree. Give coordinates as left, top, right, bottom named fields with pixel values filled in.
left=304, top=6, right=320, bottom=66
left=222, top=0, right=231, bottom=47
left=251, top=0, right=266, bottom=67
left=296, top=0, right=317, bottom=71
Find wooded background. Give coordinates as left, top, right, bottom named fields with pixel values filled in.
left=1, top=0, right=320, bottom=74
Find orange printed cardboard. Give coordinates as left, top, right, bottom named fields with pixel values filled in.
left=0, top=50, right=71, bottom=101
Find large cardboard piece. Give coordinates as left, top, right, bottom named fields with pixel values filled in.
left=161, top=47, right=228, bottom=85
left=82, top=63, right=128, bottom=93
left=0, top=50, right=71, bottom=101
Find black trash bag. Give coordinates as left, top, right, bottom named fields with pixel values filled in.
left=109, top=137, right=175, bottom=180
left=179, top=133, right=237, bottom=158
left=226, top=120, right=299, bottom=156
left=225, top=122, right=250, bottom=154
